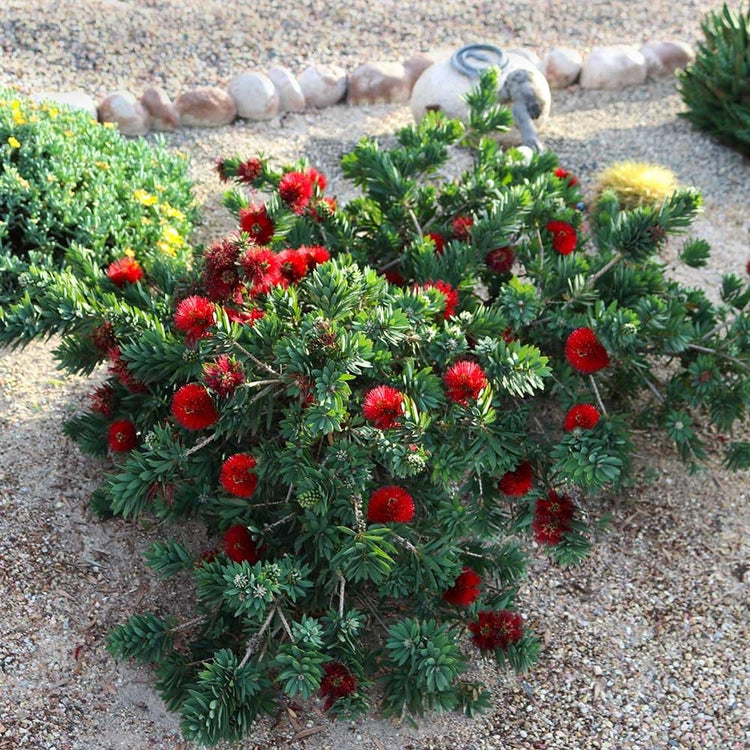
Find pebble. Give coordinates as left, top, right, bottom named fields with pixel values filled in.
left=140, top=86, right=179, bottom=131
left=347, top=60, right=411, bottom=105
left=175, top=86, right=236, bottom=127
left=298, top=64, right=348, bottom=108
left=640, top=40, right=695, bottom=77
left=543, top=47, right=583, bottom=88
left=97, top=90, right=149, bottom=136
left=580, top=45, right=648, bottom=89
left=228, top=72, right=279, bottom=120
left=267, top=65, right=306, bottom=112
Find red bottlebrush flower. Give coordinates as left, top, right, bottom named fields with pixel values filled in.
left=418, top=280, right=459, bottom=319
left=203, top=238, right=242, bottom=302
left=485, top=246, right=515, bottom=274
left=236, top=157, right=264, bottom=184
left=443, top=567, right=481, bottom=606
left=222, top=524, right=261, bottom=563
left=305, top=167, right=327, bottom=192
left=107, top=347, right=147, bottom=394
left=174, top=295, right=215, bottom=344
left=452, top=214, right=474, bottom=241
left=225, top=306, right=265, bottom=326
left=501, top=327, right=516, bottom=344
left=300, top=245, right=330, bottom=270
left=425, top=232, right=446, bottom=255
left=240, top=245, right=282, bottom=295
left=205, top=236, right=241, bottom=271
left=565, top=327, right=610, bottom=374
left=91, top=322, right=117, bottom=353
left=239, top=203, right=275, bottom=245
left=279, top=170, right=314, bottom=214
left=220, top=453, right=258, bottom=498
left=203, top=355, right=244, bottom=397
left=171, top=383, right=218, bottom=430
left=107, top=257, right=144, bottom=287
left=362, top=385, right=405, bottom=429
left=468, top=610, right=524, bottom=651
left=309, top=196, right=337, bottom=222
left=107, top=419, right=137, bottom=452
left=443, top=360, right=488, bottom=405
left=554, top=167, right=579, bottom=187
left=214, top=157, right=231, bottom=182
left=320, top=662, right=356, bottom=710
left=277, top=248, right=310, bottom=284
left=498, top=460, right=534, bottom=497
left=535, top=490, right=575, bottom=523
left=367, top=486, right=415, bottom=523
left=532, top=516, right=566, bottom=545
left=383, top=269, right=405, bottom=286
left=546, top=220, right=578, bottom=255
left=564, top=403, right=600, bottom=431
left=90, top=383, right=115, bottom=418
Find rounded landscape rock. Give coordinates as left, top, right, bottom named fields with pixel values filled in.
left=580, top=45, right=648, bottom=89
left=228, top=72, right=279, bottom=120
left=140, top=86, right=179, bottom=131
left=640, top=40, right=695, bottom=77
left=176, top=86, right=237, bottom=127
left=98, top=91, right=150, bottom=136
left=543, top=47, right=583, bottom=88
left=30, top=90, right=98, bottom=119
left=347, top=61, right=411, bottom=105
left=267, top=65, right=306, bottom=112
left=298, top=64, right=347, bottom=108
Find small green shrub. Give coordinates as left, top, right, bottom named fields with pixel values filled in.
left=678, top=3, right=750, bottom=153
left=0, top=91, right=197, bottom=302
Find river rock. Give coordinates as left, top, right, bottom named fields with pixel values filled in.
left=176, top=86, right=237, bottom=127
left=267, top=65, right=305, bottom=111
left=404, top=49, right=452, bottom=87
left=348, top=61, right=411, bottom=105
left=98, top=91, right=150, bottom=136
left=140, top=86, right=179, bottom=131
left=298, top=64, right=347, bottom=108
left=640, top=40, right=695, bottom=77
left=542, top=47, right=583, bottom=88
left=31, top=90, right=98, bottom=119
left=228, top=72, right=279, bottom=120
left=580, top=45, right=648, bottom=89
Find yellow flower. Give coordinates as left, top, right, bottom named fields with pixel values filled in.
left=160, top=225, right=184, bottom=247
left=159, top=203, right=185, bottom=221
left=103, top=122, right=116, bottom=129
left=140, top=217, right=153, bottom=225
left=123, top=247, right=136, bottom=258
left=157, top=241, right=178, bottom=257
left=94, top=161, right=110, bottom=170
left=7, top=136, right=20, bottom=149
left=133, top=189, right=158, bottom=206
left=12, top=110, right=28, bottom=125
left=46, top=174, right=59, bottom=183
left=63, top=130, right=74, bottom=137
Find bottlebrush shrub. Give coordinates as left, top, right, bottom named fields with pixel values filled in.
left=1, top=70, right=749, bottom=744
left=0, top=91, right=196, bottom=303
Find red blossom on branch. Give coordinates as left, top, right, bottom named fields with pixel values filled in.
left=362, top=385, right=405, bottom=429
left=367, top=486, right=415, bottom=523
left=107, top=257, right=144, bottom=287
left=171, top=383, right=218, bottom=430
left=565, top=327, right=610, bottom=374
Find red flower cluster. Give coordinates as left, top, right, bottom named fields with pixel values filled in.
left=564, top=403, right=600, bottom=431
left=240, top=245, right=282, bottom=296
left=425, top=232, right=445, bottom=255
left=174, top=296, right=215, bottom=344
left=362, top=385, right=404, bottom=429
left=203, top=355, right=244, bottom=397
left=239, top=203, right=275, bottom=245
left=546, top=220, right=578, bottom=255
left=214, top=157, right=231, bottom=182
left=107, top=257, right=144, bottom=287
left=367, top=486, right=415, bottom=523
left=554, top=167, right=579, bottom=187
left=236, top=157, right=264, bottom=184
left=485, top=246, right=515, bottom=274
left=452, top=215, right=474, bottom=241
left=279, top=170, right=314, bottom=214
left=171, top=383, right=218, bottom=430
left=107, top=419, right=137, bottom=452
left=306, top=167, right=327, bottom=191
left=203, top=237, right=242, bottom=303
left=468, top=610, right=523, bottom=651
left=90, top=383, right=115, bottom=418
left=498, top=460, right=534, bottom=497
left=319, top=662, right=357, bottom=710
left=384, top=269, right=406, bottom=286
left=417, top=280, right=459, bottom=319
left=91, top=322, right=117, bottom=353
left=107, top=346, right=147, bottom=393
left=277, top=248, right=309, bottom=284
left=225, top=306, right=265, bottom=327
left=565, top=327, right=610, bottom=374
left=443, top=567, right=481, bottom=606
left=443, top=360, right=488, bottom=405
left=222, top=524, right=261, bottom=563
left=300, top=245, right=330, bottom=270
left=532, top=490, right=575, bottom=545
left=220, top=453, right=258, bottom=498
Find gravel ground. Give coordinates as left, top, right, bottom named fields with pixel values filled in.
left=1, top=2, right=749, bottom=749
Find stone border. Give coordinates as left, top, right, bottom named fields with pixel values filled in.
left=22, top=40, right=694, bottom=137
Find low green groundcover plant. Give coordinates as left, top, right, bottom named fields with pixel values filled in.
left=678, top=3, right=750, bottom=154
left=0, top=90, right=196, bottom=302
left=1, top=71, right=749, bottom=745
